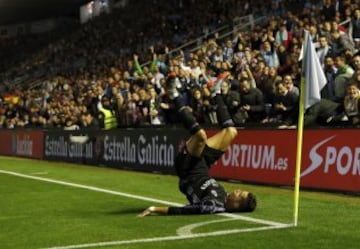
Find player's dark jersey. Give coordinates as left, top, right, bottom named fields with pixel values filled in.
left=168, top=145, right=227, bottom=215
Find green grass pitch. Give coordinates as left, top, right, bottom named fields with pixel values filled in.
left=0, top=156, right=359, bottom=249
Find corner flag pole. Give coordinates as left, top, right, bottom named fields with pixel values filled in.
left=293, top=65, right=305, bottom=227
left=293, top=30, right=309, bottom=227
left=293, top=30, right=327, bottom=226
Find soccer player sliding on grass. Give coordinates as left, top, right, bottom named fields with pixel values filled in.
left=139, top=72, right=256, bottom=217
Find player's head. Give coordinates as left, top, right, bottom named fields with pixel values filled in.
left=225, top=189, right=257, bottom=212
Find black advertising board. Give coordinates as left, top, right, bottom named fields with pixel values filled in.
left=97, top=127, right=187, bottom=174
left=43, top=128, right=188, bottom=174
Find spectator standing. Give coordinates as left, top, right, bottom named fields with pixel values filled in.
left=316, top=36, right=333, bottom=68
left=249, top=28, right=263, bottom=51
left=235, top=78, right=265, bottom=125
left=222, top=39, right=235, bottom=63
left=136, top=88, right=151, bottom=125
left=275, top=22, right=292, bottom=49
left=319, top=21, right=333, bottom=43
left=97, top=95, right=118, bottom=130
left=148, top=86, right=165, bottom=125
left=350, top=69, right=360, bottom=88
left=351, top=54, right=360, bottom=72
left=343, top=82, right=360, bottom=125
left=309, top=24, right=320, bottom=43
left=257, top=66, right=282, bottom=104
left=322, top=56, right=338, bottom=102
left=260, top=40, right=280, bottom=68
left=124, top=92, right=142, bottom=126
left=283, top=74, right=300, bottom=97
left=220, top=79, right=240, bottom=119
left=330, top=29, right=356, bottom=56
left=188, top=87, right=211, bottom=125
left=109, top=85, right=124, bottom=125
left=266, top=81, right=299, bottom=126
left=334, top=55, right=355, bottom=102
left=350, top=8, right=360, bottom=49
left=321, top=0, right=337, bottom=22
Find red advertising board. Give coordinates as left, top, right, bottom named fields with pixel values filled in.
left=0, top=130, right=12, bottom=156
left=209, top=129, right=360, bottom=192
left=300, top=129, right=360, bottom=192
left=1, top=128, right=359, bottom=192
left=0, top=130, right=44, bottom=159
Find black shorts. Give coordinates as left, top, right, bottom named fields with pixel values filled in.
left=202, top=145, right=224, bottom=168
left=174, top=145, right=224, bottom=178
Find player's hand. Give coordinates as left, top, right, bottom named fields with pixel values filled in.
left=138, top=206, right=154, bottom=217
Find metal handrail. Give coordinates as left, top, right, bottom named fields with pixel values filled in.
left=141, top=14, right=268, bottom=66
left=139, top=22, right=233, bottom=67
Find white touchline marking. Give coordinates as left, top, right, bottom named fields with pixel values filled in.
left=174, top=217, right=288, bottom=236
left=176, top=217, right=290, bottom=236
left=0, top=169, right=293, bottom=249
left=177, top=218, right=235, bottom=235
left=30, top=172, right=49, bottom=175
left=176, top=218, right=292, bottom=236
left=41, top=225, right=293, bottom=249
left=215, top=211, right=286, bottom=226
left=0, top=169, right=180, bottom=206
left=0, top=169, right=286, bottom=226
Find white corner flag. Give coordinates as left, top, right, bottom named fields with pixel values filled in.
left=302, top=30, right=327, bottom=109
left=293, top=30, right=327, bottom=227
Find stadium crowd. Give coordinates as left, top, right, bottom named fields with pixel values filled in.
left=1, top=0, right=360, bottom=130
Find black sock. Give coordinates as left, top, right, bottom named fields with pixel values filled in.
left=214, top=94, right=234, bottom=128
left=173, top=96, right=201, bottom=135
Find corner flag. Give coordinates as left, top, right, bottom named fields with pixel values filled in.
left=293, top=30, right=327, bottom=226
left=302, top=31, right=327, bottom=109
